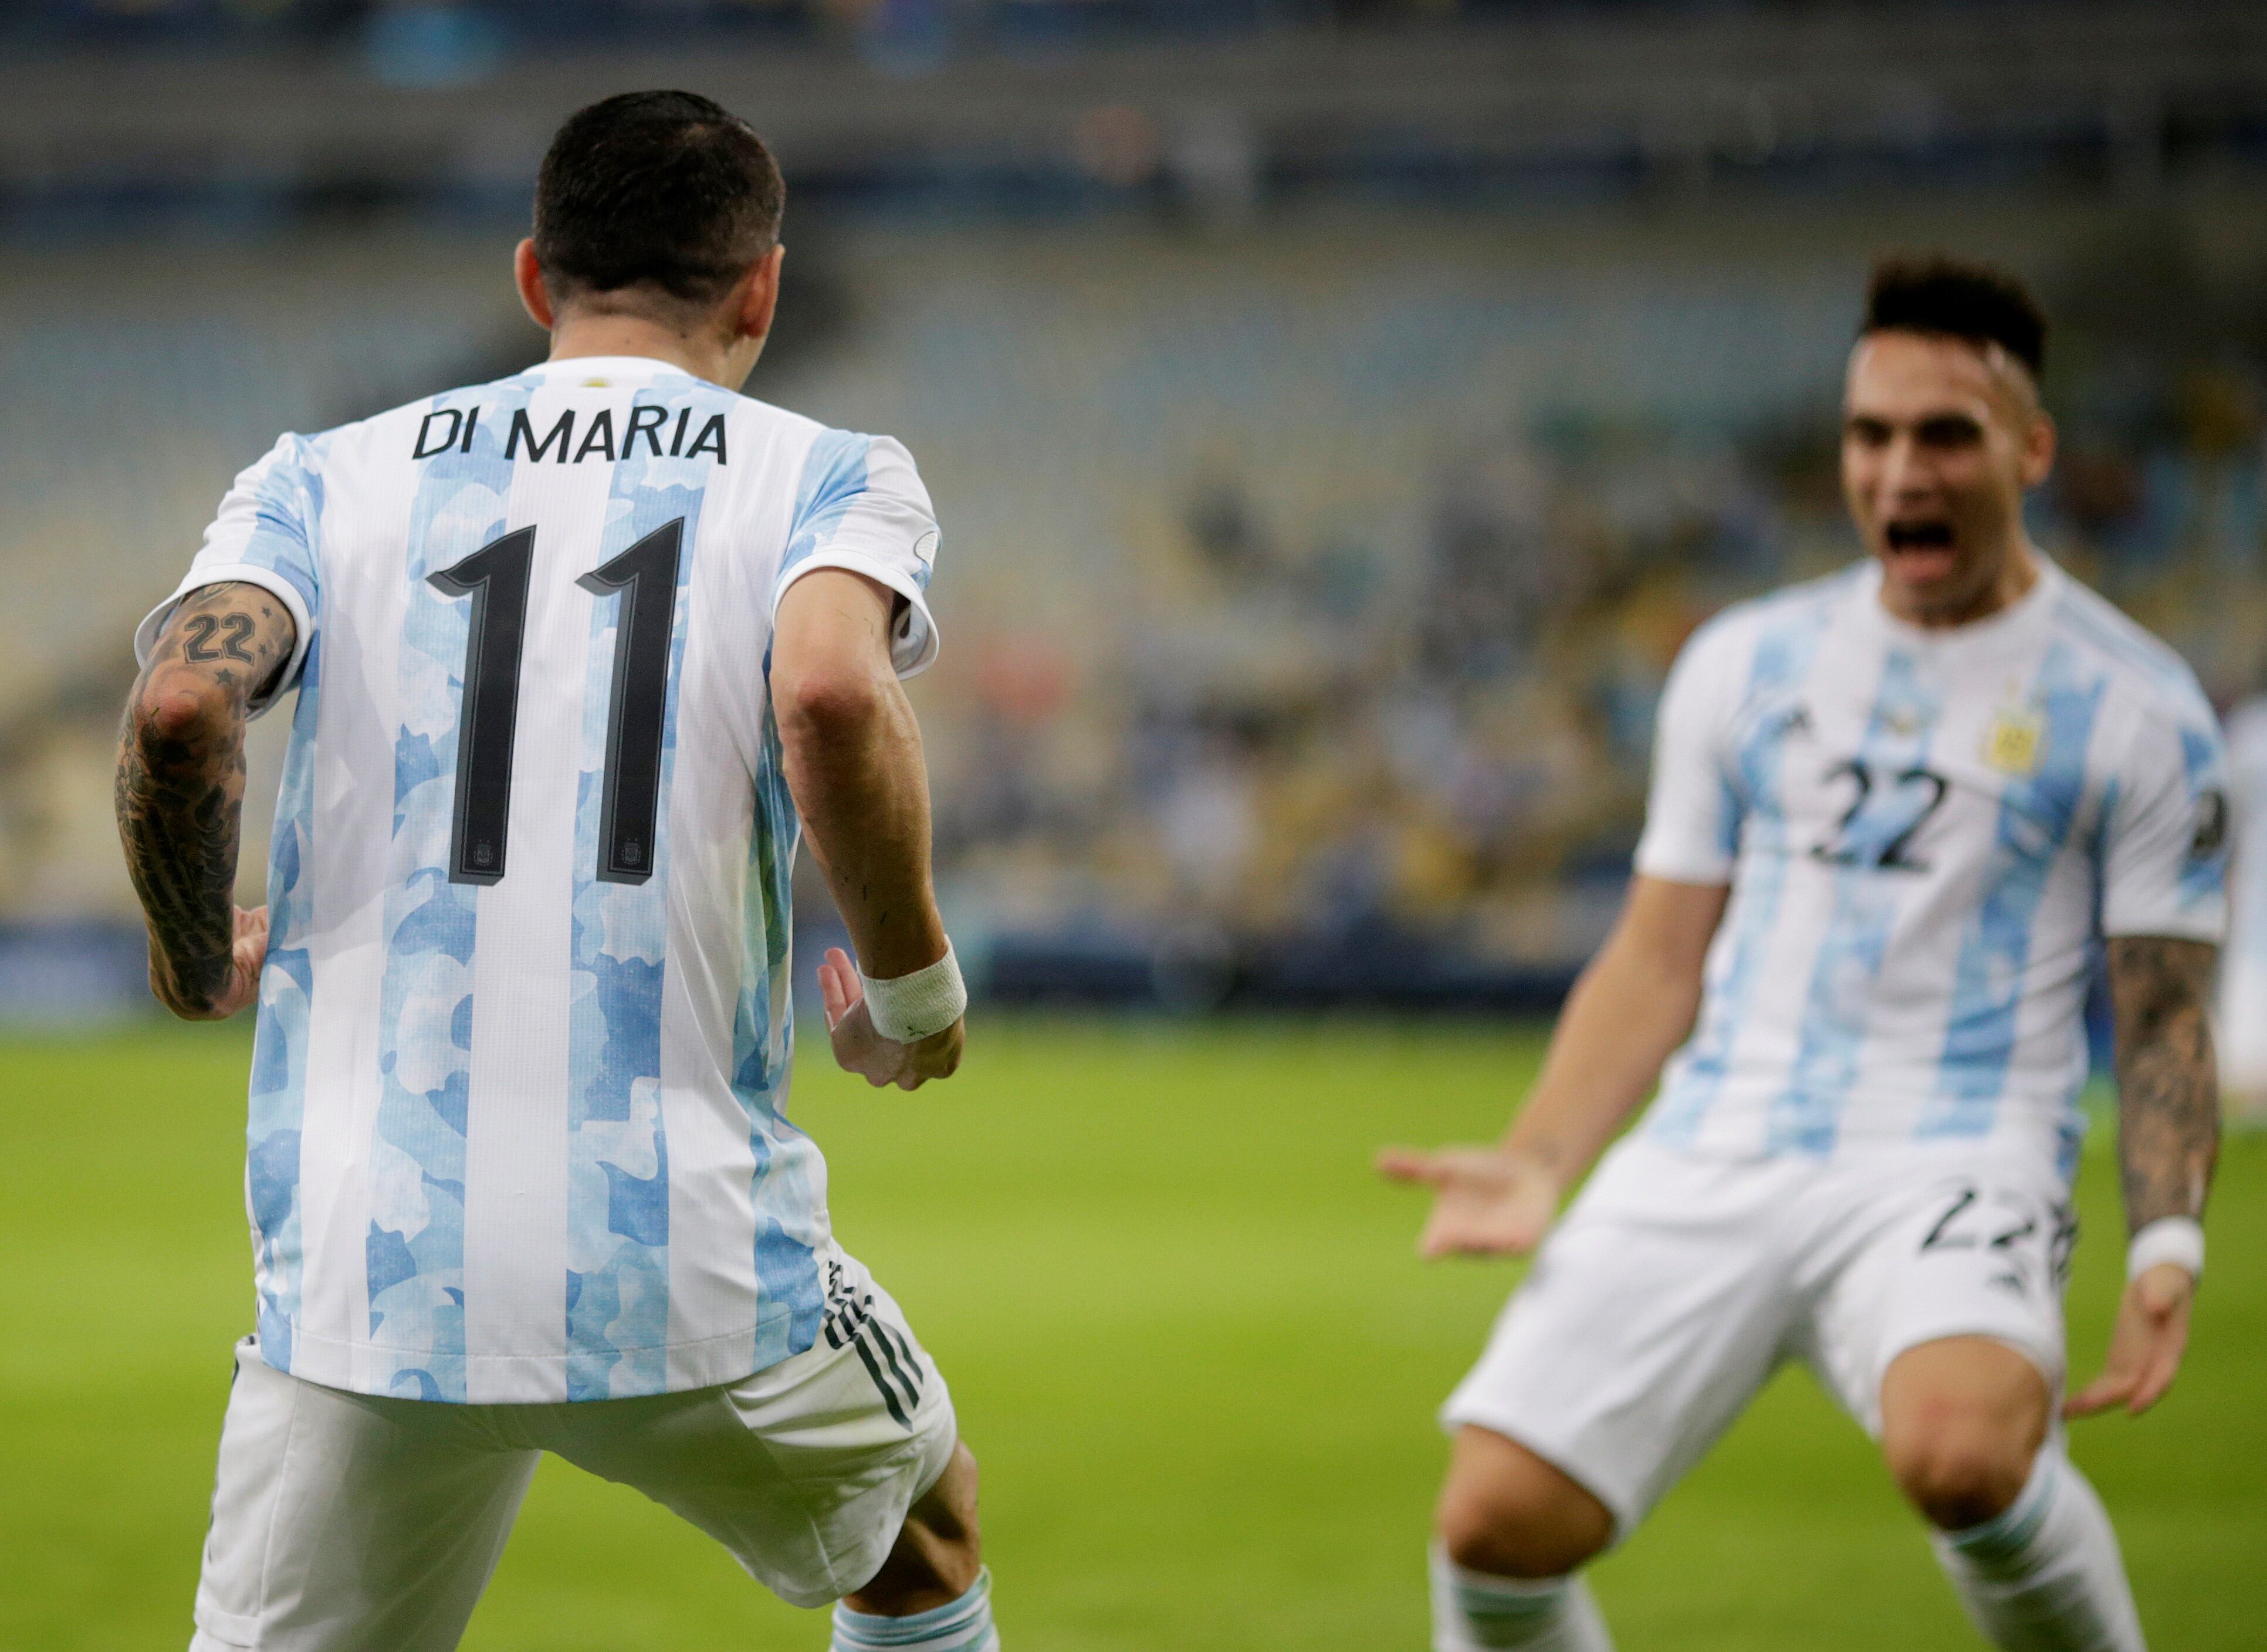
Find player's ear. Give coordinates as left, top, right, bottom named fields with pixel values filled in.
left=2020, top=408, right=2056, bottom=490
left=736, top=244, right=785, bottom=346
left=513, top=239, right=555, bottom=332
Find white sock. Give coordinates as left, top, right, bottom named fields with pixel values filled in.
left=1430, top=1546, right=1615, bottom=1651
left=831, top=1568, right=999, bottom=1652
left=1931, top=1448, right=2146, bottom=1651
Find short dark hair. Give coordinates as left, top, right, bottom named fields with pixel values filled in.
left=533, top=90, right=784, bottom=314
left=1861, top=256, right=2048, bottom=380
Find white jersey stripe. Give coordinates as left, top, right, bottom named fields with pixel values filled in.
left=295, top=441, right=419, bottom=1393
left=661, top=516, right=767, bottom=1389
left=457, top=435, right=610, bottom=1402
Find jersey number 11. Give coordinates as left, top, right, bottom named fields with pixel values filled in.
left=427, top=517, right=684, bottom=888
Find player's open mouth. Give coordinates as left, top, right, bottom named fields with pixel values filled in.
left=1882, top=519, right=1958, bottom=579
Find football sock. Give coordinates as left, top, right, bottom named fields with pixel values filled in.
left=830, top=1568, right=999, bottom=1652
left=1430, top=1546, right=1615, bottom=1651
left=1931, top=1447, right=2146, bottom=1651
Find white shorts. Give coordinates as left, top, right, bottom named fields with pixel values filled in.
left=189, top=1249, right=955, bottom=1651
left=1443, top=1136, right=2075, bottom=1538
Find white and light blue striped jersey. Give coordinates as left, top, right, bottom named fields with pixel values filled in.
left=1635, top=557, right=2228, bottom=1179
left=135, top=355, right=942, bottom=1405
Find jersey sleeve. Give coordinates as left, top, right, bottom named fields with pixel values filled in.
left=134, top=432, right=321, bottom=718
left=1632, top=620, right=1745, bottom=886
left=773, top=429, right=940, bottom=678
left=2098, top=695, right=2231, bottom=942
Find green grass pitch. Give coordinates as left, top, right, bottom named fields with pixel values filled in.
left=3, top=1018, right=2261, bottom=1649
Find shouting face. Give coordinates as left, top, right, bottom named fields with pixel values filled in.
left=1841, top=329, right=2055, bottom=628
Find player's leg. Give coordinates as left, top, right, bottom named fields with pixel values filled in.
left=1808, top=1167, right=2144, bottom=1652
left=1430, top=1141, right=1807, bottom=1652
left=841, top=1438, right=983, bottom=1611
left=541, top=1251, right=997, bottom=1648
left=1880, top=1335, right=2049, bottom=1529
left=1882, top=1338, right=2143, bottom=1652
left=833, top=1441, right=993, bottom=1650
left=1432, top=1427, right=1615, bottom=1651
left=189, top=1338, right=539, bottom=1652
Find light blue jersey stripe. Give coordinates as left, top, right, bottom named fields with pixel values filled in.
left=737, top=686, right=825, bottom=1370
left=1650, top=587, right=1839, bottom=1145
left=365, top=380, right=532, bottom=1402
left=245, top=513, right=325, bottom=1373
left=560, top=380, right=715, bottom=1400
left=1920, top=641, right=2104, bottom=1157
left=1767, top=648, right=1942, bottom=1155
left=780, top=428, right=873, bottom=588
left=235, top=434, right=325, bottom=619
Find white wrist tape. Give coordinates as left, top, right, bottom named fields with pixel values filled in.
left=2127, top=1217, right=2204, bottom=1282
left=860, top=943, right=967, bottom=1044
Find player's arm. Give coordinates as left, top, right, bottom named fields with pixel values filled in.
left=772, top=567, right=962, bottom=1091
left=2067, top=934, right=2219, bottom=1417
left=113, top=582, right=297, bottom=1020
left=1379, top=873, right=1727, bottom=1257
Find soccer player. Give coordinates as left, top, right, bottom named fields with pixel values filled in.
left=114, top=92, right=998, bottom=1652
left=1382, top=259, right=2227, bottom=1652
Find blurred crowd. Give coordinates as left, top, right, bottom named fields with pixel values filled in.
left=921, top=370, right=2267, bottom=969
left=4, top=204, right=2265, bottom=986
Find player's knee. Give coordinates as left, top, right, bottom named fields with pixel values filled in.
left=1884, top=1421, right=2036, bottom=1531
left=1436, top=1429, right=1613, bottom=1579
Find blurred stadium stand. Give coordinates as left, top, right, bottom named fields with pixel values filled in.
left=5, top=1, right=2267, bottom=1016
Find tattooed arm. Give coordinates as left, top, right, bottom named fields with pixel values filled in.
left=114, top=582, right=298, bottom=1020
left=2066, top=934, right=2219, bottom=1417
left=2108, top=935, right=2220, bottom=1231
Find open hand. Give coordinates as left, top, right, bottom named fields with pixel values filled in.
left=2065, top=1262, right=2194, bottom=1419
left=1376, top=1145, right=1562, bottom=1259
left=818, top=947, right=964, bottom=1091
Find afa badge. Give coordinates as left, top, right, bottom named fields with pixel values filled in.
left=1982, top=706, right=2046, bottom=777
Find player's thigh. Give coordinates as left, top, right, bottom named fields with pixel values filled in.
left=191, top=1339, right=537, bottom=1652
left=540, top=1251, right=957, bottom=1609
left=1803, top=1160, right=2072, bottom=1444
left=1442, top=1142, right=1806, bottom=1546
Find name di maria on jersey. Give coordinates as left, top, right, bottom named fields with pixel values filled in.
left=411, top=405, right=730, bottom=465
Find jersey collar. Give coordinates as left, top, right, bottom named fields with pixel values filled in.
left=1858, top=551, right=2062, bottom=651
left=519, top=354, right=701, bottom=381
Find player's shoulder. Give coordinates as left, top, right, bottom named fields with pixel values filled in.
left=2039, top=564, right=2217, bottom=737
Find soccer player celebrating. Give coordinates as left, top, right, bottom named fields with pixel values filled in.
left=115, top=93, right=997, bottom=1652
left=1382, top=259, right=2227, bottom=1652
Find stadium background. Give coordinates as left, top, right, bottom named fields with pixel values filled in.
left=2, top=2, right=2264, bottom=1647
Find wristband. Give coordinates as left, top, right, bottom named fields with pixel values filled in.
left=2126, top=1217, right=2204, bottom=1283
left=860, top=943, right=967, bottom=1044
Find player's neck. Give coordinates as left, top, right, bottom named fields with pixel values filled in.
left=1877, top=536, right=2043, bottom=632
left=544, top=315, right=746, bottom=390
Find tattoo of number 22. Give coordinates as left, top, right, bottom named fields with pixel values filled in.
left=181, top=611, right=258, bottom=664
left=426, top=517, right=684, bottom=888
